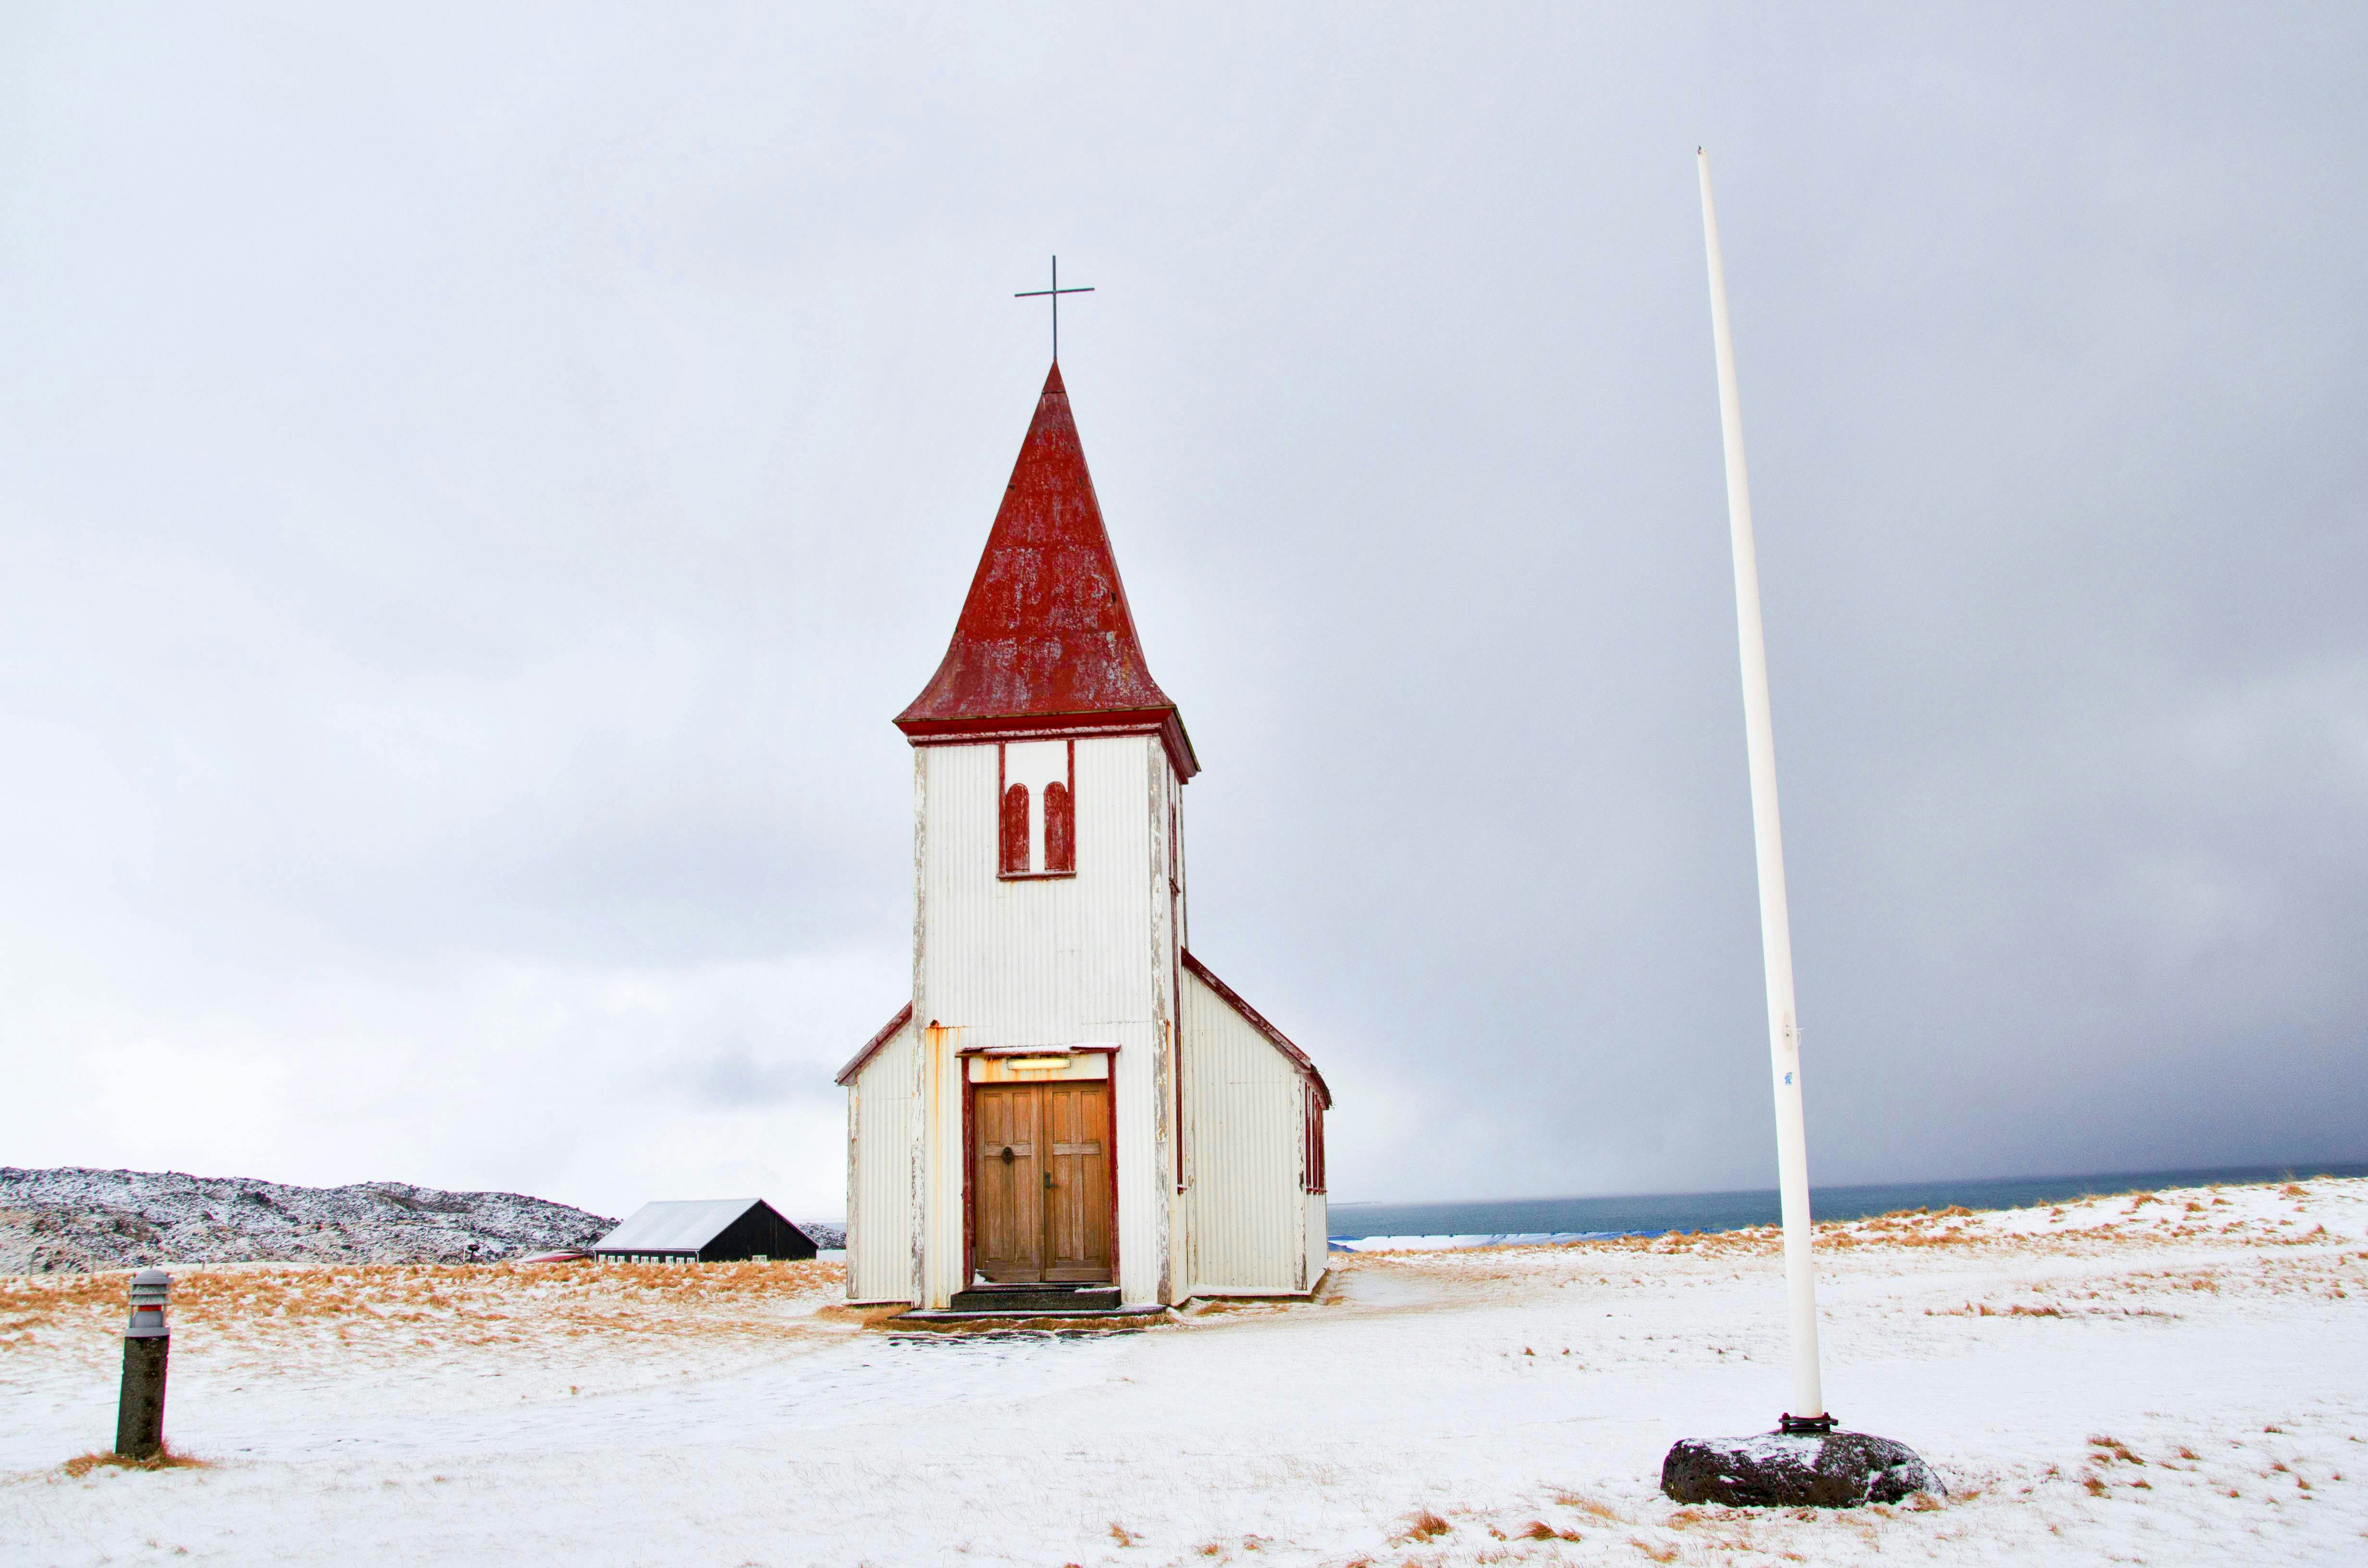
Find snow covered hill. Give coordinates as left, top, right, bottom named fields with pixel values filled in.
left=0, top=1167, right=617, bottom=1274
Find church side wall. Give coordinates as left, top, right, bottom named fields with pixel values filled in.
left=846, top=1018, right=917, bottom=1302
left=914, top=736, right=1171, bottom=1307
left=1181, top=967, right=1309, bottom=1296
left=1305, top=1146, right=1330, bottom=1291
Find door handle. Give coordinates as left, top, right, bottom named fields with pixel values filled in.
left=1044, top=1172, right=1056, bottom=1190
left=999, top=1146, right=1015, bottom=1164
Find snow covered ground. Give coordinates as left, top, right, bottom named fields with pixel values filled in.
left=4, top=1176, right=2365, bottom=1565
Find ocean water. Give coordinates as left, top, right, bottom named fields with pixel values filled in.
left=1326, top=1160, right=2368, bottom=1240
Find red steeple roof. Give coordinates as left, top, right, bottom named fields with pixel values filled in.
left=896, top=363, right=1197, bottom=778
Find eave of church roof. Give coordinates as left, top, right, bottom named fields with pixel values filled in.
left=895, top=362, right=1198, bottom=779
left=833, top=1002, right=912, bottom=1087
left=1181, top=950, right=1332, bottom=1109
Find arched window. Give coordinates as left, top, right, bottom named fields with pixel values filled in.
left=1000, top=783, right=1031, bottom=875
left=1043, top=781, right=1074, bottom=873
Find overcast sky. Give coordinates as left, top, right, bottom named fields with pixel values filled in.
left=3, top=5, right=2363, bottom=1220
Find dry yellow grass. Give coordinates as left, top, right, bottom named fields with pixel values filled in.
left=1553, top=1492, right=1624, bottom=1521
left=62, top=1443, right=210, bottom=1477
left=812, top=1300, right=912, bottom=1328
left=2, top=1258, right=844, bottom=1364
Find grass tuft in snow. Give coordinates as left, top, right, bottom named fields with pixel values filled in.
left=62, top=1444, right=210, bottom=1477
left=1552, top=1490, right=1625, bottom=1521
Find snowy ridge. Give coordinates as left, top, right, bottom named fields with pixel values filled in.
left=0, top=1166, right=617, bottom=1274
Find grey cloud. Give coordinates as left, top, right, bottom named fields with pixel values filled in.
left=0, top=4, right=2361, bottom=1215
left=675, top=1044, right=826, bottom=1113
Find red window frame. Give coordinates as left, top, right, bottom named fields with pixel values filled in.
left=997, top=740, right=1078, bottom=881
left=999, top=782, right=1030, bottom=875
left=1304, top=1091, right=1327, bottom=1194
left=1043, top=780, right=1074, bottom=872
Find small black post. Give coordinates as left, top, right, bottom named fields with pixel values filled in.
left=114, top=1268, right=170, bottom=1459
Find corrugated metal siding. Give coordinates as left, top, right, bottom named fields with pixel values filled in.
left=847, top=1017, right=916, bottom=1302
left=919, top=1021, right=963, bottom=1306
left=1181, top=966, right=1307, bottom=1294
left=917, top=737, right=1159, bottom=1045
left=914, top=735, right=1177, bottom=1307
left=1142, top=743, right=1178, bottom=1306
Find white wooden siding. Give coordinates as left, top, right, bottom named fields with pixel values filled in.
left=913, top=734, right=1179, bottom=1307
left=845, top=1016, right=916, bottom=1302
left=918, top=1020, right=963, bottom=1307
left=1144, top=743, right=1180, bottom=1305
left=1181, top=966, right=1309, bottom=1295
left=917, top=737, right=1161, bottom=1046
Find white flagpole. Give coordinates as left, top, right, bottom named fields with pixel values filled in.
left=1696, top=147, right=1825, bottom=1424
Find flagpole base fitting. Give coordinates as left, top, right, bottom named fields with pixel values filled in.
left=1661, top=1421, right=1942, bottom=1508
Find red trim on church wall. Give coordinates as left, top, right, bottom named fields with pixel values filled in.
left=1304, top=1093, right=1327, bottom=1195
left=833, top=1002, right=914, bottom=1087
left=1180, top=950, right=1332, bottom=1109
left=958, top=1051, right=1123, bottom=1291
left=904, top=711, right=1197, bottom=785
left=961, top=1074, right=973, bottom=1287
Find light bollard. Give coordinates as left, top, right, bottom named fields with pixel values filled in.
left=115, top=1268, right=171, bottom=1460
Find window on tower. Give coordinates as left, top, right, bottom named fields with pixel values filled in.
left=1043, top=781, right=1074, bottom=872
left=998, top=738, right=1077, bottom=880
left=1000, top=783, right=1030, bottom=875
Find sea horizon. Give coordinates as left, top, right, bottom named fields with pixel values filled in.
left=1325, top=1159, right=2368, bottom=1239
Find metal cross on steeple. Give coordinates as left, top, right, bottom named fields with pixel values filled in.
left=1014, top=255, right=1094, bottom=361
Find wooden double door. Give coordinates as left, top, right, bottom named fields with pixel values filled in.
left=972, top=1081, right=1113, bottom=1283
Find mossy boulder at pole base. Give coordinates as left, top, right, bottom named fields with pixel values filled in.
left=1662, top=1431, right=1943, bottom=1508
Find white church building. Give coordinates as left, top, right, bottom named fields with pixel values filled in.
left=837, top=361, right=1332, bottom=1311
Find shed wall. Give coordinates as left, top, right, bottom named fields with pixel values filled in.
left=701, top=1203, right=816, bottom=1262
left=1181, top=966, right=1308, bottom=1295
